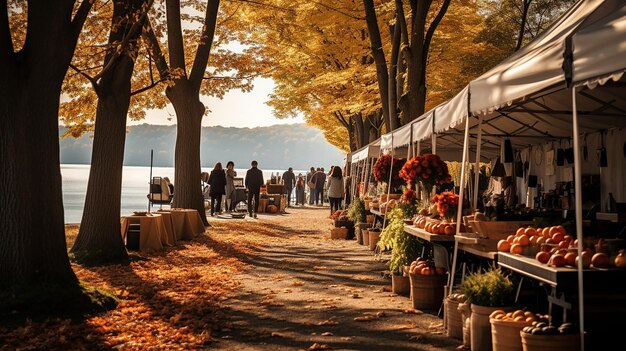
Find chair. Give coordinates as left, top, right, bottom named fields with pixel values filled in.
left=148, top=176, right=173, bottom=209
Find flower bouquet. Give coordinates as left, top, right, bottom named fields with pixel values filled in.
left=432, top=191, right=459, bottom=220
left=401, top=188, right=418, bottom=206
left=373, top=154, right=407, bottom=193
left=399, top=153, right=450, bottom=189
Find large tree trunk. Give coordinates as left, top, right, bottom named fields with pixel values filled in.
left=362, top=0, right=391, bottom=133
left=72, top=0, right=146, bottom=263
left=0, top=2, right=92, bottom=285
left=388, top=22, right=401, bottom=130
left=167, top=82, right=208, bottom=226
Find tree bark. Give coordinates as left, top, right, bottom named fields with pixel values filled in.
left=72, top=0, right=148, bottom=263
left=168, top=82, right=206, bottom=224
left=362, top=0, right=391, bottom=133
left=0, top=1, right=92, bottom=285
left=388, top=21, right=401, bottom=130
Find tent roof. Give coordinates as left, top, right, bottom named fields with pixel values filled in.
left=469, top=0, right=605, bottom=115
left=571, top=1, right=626, bottom=86
left=350, top=142, right=381, bottom=162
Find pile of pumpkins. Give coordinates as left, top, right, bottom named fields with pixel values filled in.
left=408, top=258, right=447, bottom=276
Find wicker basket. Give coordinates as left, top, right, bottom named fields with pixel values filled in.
left=330, top=227, right=349, bottom=240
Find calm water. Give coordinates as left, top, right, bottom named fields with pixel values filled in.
left=61, top=164, right=307, bottom=223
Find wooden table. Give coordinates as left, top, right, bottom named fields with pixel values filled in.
left=456, top=235, right=498, bottom=260
left=121, top=214, right=169, bottom=252
left=369, top=208, right=386, bottom=228
left=156, top=209, right=205, bottom=240
left=404, top=225, right=455, bottom=242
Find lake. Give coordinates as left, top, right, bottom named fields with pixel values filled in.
left=61, top=164, right=308, bottom=223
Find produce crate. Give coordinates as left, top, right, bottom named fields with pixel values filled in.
left=469, top=220, right=533, bottom=240
left=330, top=227, right=349, bottom=240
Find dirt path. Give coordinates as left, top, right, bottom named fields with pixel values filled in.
left=210, top=206, right=460, bottom=351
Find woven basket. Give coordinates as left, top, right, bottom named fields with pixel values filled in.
left=330, top=227, right=349, bottom=240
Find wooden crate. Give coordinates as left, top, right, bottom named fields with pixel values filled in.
left=469, top=220, right=533, bottom=240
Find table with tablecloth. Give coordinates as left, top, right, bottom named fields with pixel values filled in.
left=121, top=214, right=170, bottom=252
left=156, top=208, right=205, bottom=240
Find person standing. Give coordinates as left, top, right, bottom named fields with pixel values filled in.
left=225, top=161, right=237, bottom=212
left=327, top=166, right=344, bottom=213
left=282, top=167, right=296, bottom=207
left=312, top=167, right=326, bottom=205
left=208, top=162, right=227, bottom=216
left=295, top=173, right=305, bottom=205
left=245, top=160, right=264, bottom=218
left=306, top=167, right=316, bottom=205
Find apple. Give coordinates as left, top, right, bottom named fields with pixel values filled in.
left=575, top=252, right=591, bottom=268
left=615, top=250, right=626, bottom=268
left=564, top=252, right=577, bottom=266
left=550, top=254, right=566, bottom=267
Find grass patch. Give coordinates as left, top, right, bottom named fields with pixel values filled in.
left=0, top=281, right=118, bottom=327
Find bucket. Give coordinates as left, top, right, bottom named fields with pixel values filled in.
left=391, top=274, right=410, bottom=296
left=470, top=304, right=514, bottom=351
left=520, top=332, right=580, bottom=351
left=490, top=319, right=531, bottom=351
left=445, top=298, right=463, bottom=339
left=363, top=229, right=370, bottom=246
left=369, top=231, right=380, bottom=251
left=409, top=273, right=447, bottom=310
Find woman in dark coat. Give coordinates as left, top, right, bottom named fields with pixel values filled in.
left=208, top=162, right=227, bottom=216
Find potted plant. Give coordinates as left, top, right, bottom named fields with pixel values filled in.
left=461, top=267, right=515, bottom=351
left=378, top=205, right=422, bottom=295
left=348, top=197, right=369, bottom=244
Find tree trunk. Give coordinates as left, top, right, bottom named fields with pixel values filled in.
left=388, top=21, right=401, bottom=130
left=72, top=0, right=146, bottom=263
left=0, top=2, right=92, bottom=285
left=515, top=0, right=533, bottom=52
left=362, top=0, right=391, bottom=133
left=353, top=112, right=365, bottom=149
left=167, top=82, right=208, bottom=226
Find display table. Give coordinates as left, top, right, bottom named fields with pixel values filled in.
left=456, top=234, right=498, bottom=260
left=404, top=225, right=455, bottom=242
left=121, top=214, right=169, bottom=252
left=156, top=209, right=205, bottom=240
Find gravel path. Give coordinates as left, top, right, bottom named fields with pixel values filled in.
left=208, top=206, right=461, bottom=351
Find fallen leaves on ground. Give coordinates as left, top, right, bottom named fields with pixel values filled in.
left=308, top=343, right=332, bottom=350
left=353, top=311, right=386, bottom=321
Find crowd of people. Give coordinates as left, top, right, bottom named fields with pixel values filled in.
left=197, top=162, right=351, bottom=219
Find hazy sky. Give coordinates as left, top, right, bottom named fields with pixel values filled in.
left=130, top=77, right=305, bottom=128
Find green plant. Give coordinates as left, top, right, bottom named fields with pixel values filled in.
left=460, top=267, right=514, bottom=307
left=378, top=207, right=422, bottom=275
left=348, top=197, right=366, bottom=223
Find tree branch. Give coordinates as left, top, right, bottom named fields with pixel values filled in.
left=70, top=63, right=99, bottom=93
left=142, top=17, right=170, bottom=79
left=93, top=0, right=155, bottom=83
left=71, top=0, right=95, bottom=40
left=395, top=0, right=410, bottom=59
left=166, top=0, right=187, bottom=75
left=130, top=78, right=165, bottom=96
left=422, top=0, right=450, bottom=62
left=313, top=1, right=363, bottom=20
left=189, top=0, right=221, bottom=91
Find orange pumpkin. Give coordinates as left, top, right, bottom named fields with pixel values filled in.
left=266, top=204, right=278, bottom=213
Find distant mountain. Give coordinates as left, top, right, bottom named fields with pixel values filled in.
left=59, top=124, right=346, bottom=170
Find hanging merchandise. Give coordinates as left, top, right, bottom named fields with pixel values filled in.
left=598, top=131, right=608, bottom=168
left=492, top=157, right=506, bottom=178
left=565, top=139, right=574, bottom=165
left=545, top=145, right=555, bottom=176
left=515, top=151, right=523, bottom=178
left=556, top=140, right=565, bottom=166
left=504, top=138, right=514, bottom=163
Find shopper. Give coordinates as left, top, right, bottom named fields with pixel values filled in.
left=306, top=167, right=316, bottom=205
left=225, top=161, right=237, bottom=212
left=245, top=160, right=264, bottom=218
left=295, top=173, right=305, bottom=205
left=208, top=162, right=227, bottom=216
left=326, top=166, right=344, bottom=213
left=282, top=167, right=296, bottom=207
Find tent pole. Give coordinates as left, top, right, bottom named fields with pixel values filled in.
left=449, top=114, right=470, bottom=293
left=148, top=149, right=153, bottom=213
left=572, top=88, right=585, bottom=350
left=382, top=136, right=394, bottom=232
left=473, top=115, right=483, bottom=209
